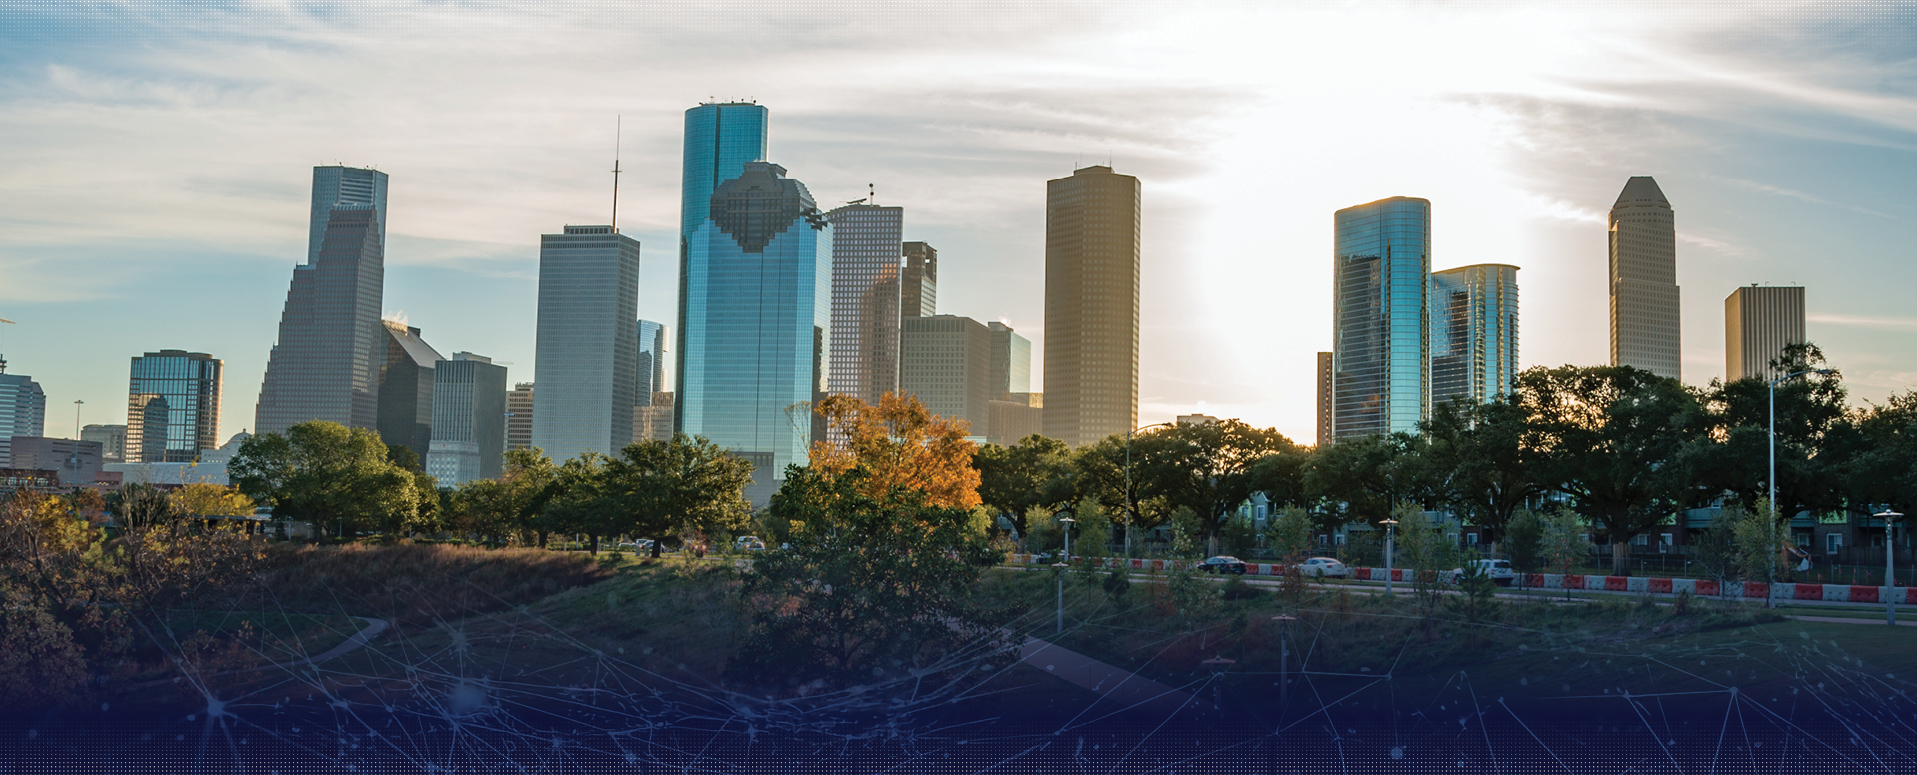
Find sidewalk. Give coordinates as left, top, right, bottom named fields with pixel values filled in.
left=1016, top=636, right=1194, bottom=715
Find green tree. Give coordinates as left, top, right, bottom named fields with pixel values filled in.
left=1304, top=432, right=1431, bottom=529
left=1538, top=506, right=1590, bottom=581
left=1267, top=505, right=1313, bottom=558
left=974, top=434, right=1075, bottom=538
left=1389, top=503, right=1457, bottom=615
left=1421, top=397, right=1543, bottom=549
left=1503, top=508, right=1544, bottom=574
left=1128, top=419, right=1297, bottom=556
left=1685, top=344, right=1850, bottom=518
left=1844, top=389, right=1917, bottom=520
left=1069, top=497, right=1111, bottom=557
left=1518, top=365, right=1701, bottom=575
left=605, top=434, right=756, bottom=554
left=229, top=421, right=427, bottom=542
left=1732, top=499, right=1788, bottom=591
left=734, top=465, right=1013, bottom=691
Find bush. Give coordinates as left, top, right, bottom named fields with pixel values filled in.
left=1102, top=568, right=1131, bottom=598
left=1221, top=575, right=1262, bottom=601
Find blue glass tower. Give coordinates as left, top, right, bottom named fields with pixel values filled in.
left=1429, top=264, right=1519, bottom=408
left=1332, top=196, right=1430, bottom=441
left=678, top=162, right=831, bottom=488
left=680, top=103, right=769, bottom=241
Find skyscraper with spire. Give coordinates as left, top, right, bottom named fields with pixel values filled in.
left=1608, top=176, right=1681, bottom=381
left=825, top=202, right=904, bottom=406
left=256, top=165, right=389, bottom=435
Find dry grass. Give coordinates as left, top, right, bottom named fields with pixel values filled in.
left=214, top=543, right=615, bottom=626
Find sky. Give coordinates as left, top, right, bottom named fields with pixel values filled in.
left=1, top=0, right=1914, bottom=445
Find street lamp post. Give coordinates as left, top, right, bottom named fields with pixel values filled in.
left=1124, top=422, right=1173, bottom=556
left=1380, top=518, right=1399, bottom=595
left=1201, top=656, right=1235, bottom=710
left=1879, top=511, right=1904, bottom=626
left=1768, top=368, right=1832, bottom=609
left=1059, top=516, right=1076, bottom=562
left=1272, top=614, right=1296, bottom=713
left=1053, top=561, right=1070, bottom=633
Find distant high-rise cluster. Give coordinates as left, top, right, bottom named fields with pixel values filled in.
left=1326, top=198, right=1522, bottom=443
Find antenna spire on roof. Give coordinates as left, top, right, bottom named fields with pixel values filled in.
left=611, top=115, right=623, bottom=233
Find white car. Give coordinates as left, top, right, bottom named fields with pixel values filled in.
left=1450, top=559, right=1517, bottom=586
left=734, top=535, right=767, bottom=552
left=1298, top=557, right=1348, bottom=578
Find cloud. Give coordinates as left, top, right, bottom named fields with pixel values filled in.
left=1808, top=313, right=1917, bottom=331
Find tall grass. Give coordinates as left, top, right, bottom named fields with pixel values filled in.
left=218, top=543, right=615, bottom=626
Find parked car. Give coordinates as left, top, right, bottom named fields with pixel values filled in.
left=616, top=539, right=655, bottom=554
left=1196, top=556, right=1248, bottom=575
left=1449, top=559, right=1517, bottom=586
left=1298, top=557, right=1348, bottom=578
left=734, top=535, right=766, bottom=552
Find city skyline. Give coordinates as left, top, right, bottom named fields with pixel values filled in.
left=2, top=2, right=1914, bottom=445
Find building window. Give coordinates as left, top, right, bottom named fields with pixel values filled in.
left=1826, top=534, right=1843, bottom=554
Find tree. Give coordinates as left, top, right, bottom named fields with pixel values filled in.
left=1389, top=503, right=1456, bottom=615
left=1731, top=499, right=1788, bottom=589
left=1070, top=497, right=1111, bottom=557
left=975, top=434, right=1074, bottom=538
left=1518, top=365, right=1702, bottom=575
left=736, top=465, right=1012, bottom=691
left=1421, top=397, right=1543, bottom=547
left=1538, top=506, right=1591, bottom=583
left=1503, top=508, right=1544, bottom=574
left=1845, top=390, right=1917, bottom=520
left=1128, top=419, right=1297, bottom=556
left=228, top=421, right=427, bottom=542
left=604, top=434, right=755, bottom=553
left=1267, top=505, right=1313, bottom=558
left=170, top=483, right=256, bottom=519
left=108, top=483, right=176, bottom=530
left=1304, top=432, right=1430, bottom=528
left=1686, top=344, right=1850, bottom=518
left=811, top=393, right=981, bottom=509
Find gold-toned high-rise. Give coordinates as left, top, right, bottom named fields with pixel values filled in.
left=1724, top=285, right=1805, bottom=381
left=1042, top=166, right=1139, bottom=447
left=1608, top=176, right=1681, bottom=380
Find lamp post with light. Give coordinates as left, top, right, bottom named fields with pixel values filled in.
left=1272, top=614, right=1296, bottom=712
left=1380, top=518, right=1399, bottom=595
left=1880, top=510, right=1904, bottom=626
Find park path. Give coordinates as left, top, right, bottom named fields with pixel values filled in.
left=1017, top=635, right=1195, bottom=714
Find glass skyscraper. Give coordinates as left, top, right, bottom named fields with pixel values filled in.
left=1332, top=196, right=1430, bottom=440
left=1429, top=264, right=1519, bottom=408
left=427, top=352, right=508, bottom=486
left=987, top=321, right=1031, bottom=399
left=376, top=321, right=443, bottom=463
left=901, top=241, right=938, bottom=320
left=825, top=203, right=904, bottom=406
left=636, top=319, right=667, bottom=406
left=532, top=225, right=640, bottom=465
left=680, top=102, right=770, bottom=242
left=125, top=350, right=222, bottom=463
left=678, top=161, right=832, bottom=486
left=0, top=356, right=46, bottom=466
left=256, top=168, right=387, bottom=436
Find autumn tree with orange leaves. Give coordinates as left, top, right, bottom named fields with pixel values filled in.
left=808, top=392, right=982, bottom=510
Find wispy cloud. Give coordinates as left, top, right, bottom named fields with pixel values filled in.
left=1808, top=313, right=1917, bottom=331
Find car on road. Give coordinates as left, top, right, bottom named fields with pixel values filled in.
left=616, top=539, right=655, bottom=554
left=734, top=535, right=767, bottom=552
left=1449, top=559, right=1517, bottom=586
left=1196, top=556, right=1248, bottom=575
left=1298, top=557, right=1348, bottom=578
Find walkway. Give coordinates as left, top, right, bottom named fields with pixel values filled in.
left=1017, top=635, right=1194, bottom=715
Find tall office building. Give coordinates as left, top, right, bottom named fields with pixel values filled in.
left=1725, top=285, right=1806, bottom=382
left=505, top=383, right=534, bottom=451
left=1315, top=352, right=1333, bottom=447
left=1609, top=176, right=1681, bottom=381
left=377, top=321, right=443, bottom=463
left=901, top=315, right=993, bottom=439
left=125, top=350, right=222, bottom=463
left=257, top=166, right=390, bottom=435
left=533, top=225, right=640, bottom=465
left=825, top=203, right=904, bottom=406
left=81, top=424, right=126, bottom=462
left=1042, top=166, right=1141, bottom=447
left=987, top=393, right=1043, bottom=446
left=901, top=241, right=938, bottom=319
left=1429, top=264, right=1520, bottom=408
left=678, top=161, right=832, bottom=492
left=0, top=356, right=45, bottom=466
left=637, top=320, right=668, bottom=406
left=987, top=322, right=1032, bottom=399
left=1332, top=196, right=1431, bottom=440
left=426, top=352, right=508, bottom=486
left=634, top=392, right=675, bottom=444
left=8, top=438, right=103, bottom=485
left=680, top=102, right=770, bottom=242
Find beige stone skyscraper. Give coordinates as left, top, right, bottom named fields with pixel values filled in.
left=1725, top=285, right=1806, bottom=381
left=1608, top=176, right=1681, bottom=380
left=1042, top=165, right=1140, bottom=447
